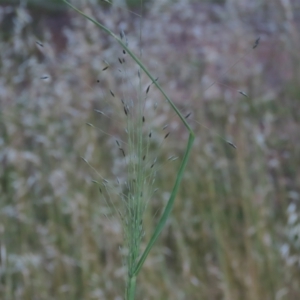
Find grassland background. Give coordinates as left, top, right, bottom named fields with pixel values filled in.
left=0, top=0, right=300, bottom=299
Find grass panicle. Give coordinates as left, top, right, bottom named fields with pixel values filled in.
left=62, top=1, right=195, bottom=298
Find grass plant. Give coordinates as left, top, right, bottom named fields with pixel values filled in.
left=1, top=0, right=300, bottom=299
left=62, top=1, right=195, bottom=298
left=61, top=2, right=265, bottom=299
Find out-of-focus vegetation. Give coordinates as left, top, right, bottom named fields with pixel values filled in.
left=0, top=0, right=66, bottom=12
left=0, top=0, right=300, bottom=299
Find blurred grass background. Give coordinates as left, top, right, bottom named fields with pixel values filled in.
left=0, top=0, right=300, bottom=299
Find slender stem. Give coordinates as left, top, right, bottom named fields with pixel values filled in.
left=126, top=275, right=137, bottom=300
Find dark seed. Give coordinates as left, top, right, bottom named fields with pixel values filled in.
left=119, top=148, right=125, bottom=157
left=185, top=112, right=191, bottom=119
left=239, top=91, right=249, bottom=98
left=227, top=141, right=237, bottom=149
left=150, top=159, right=157, bottom=169
left=253, top=37, right=260, bottom=49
